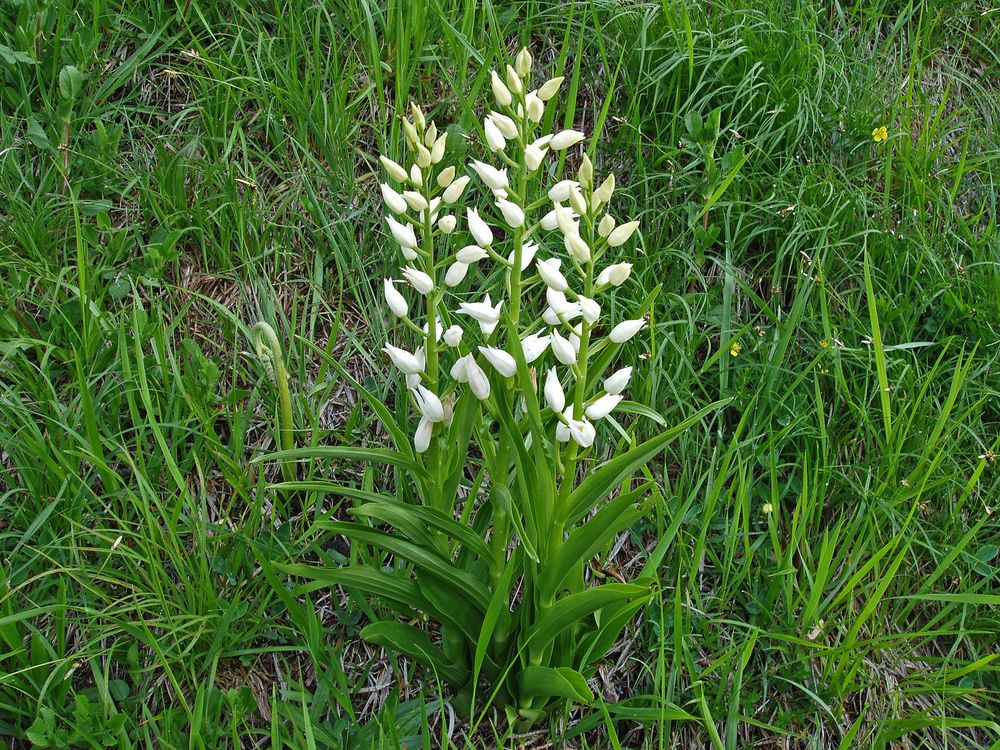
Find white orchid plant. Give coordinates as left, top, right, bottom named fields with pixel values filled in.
left=274, top=47, right=717, bottom=728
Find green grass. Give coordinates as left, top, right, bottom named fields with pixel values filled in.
left=1, top=0, right=998, bottom=747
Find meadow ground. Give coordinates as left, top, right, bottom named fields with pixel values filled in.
left=1, top=1, right=998, bottom=748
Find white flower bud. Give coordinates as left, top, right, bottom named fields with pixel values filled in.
left=540, top=208, right=559, bottom=230
left=421, top=317, right=443, bottom=343
left=505, top=64, right=522, bottom=95
left=525, top=91, right=544, bottom=122
left=442, top=175, right=471, bottom=203
left=402, top=190, right=428, bottom=212
left=586, top=393, right=622, bottom=420
left=431, top=133, right=447, bottom=163
left=607, top=262, right=633, bottom=286
left=414, top=416, right=433, bottom=453
left=578, top=154, right=594, bottom=189
left=469, top=160, right=509, bottom=191
left=402, top=267, right=434, bottom=294
left=537, top=76, right=564, bottom=101
left=484, top=117, right=506, bottom=152
left=443, top=325, right=463, bottom=347
left=383, top=342, right=423, bottom=375
left=515, top=48, right=532, bottom=76
left=525, top=144, right=547, bottom=171
left=424, top=121, right=437, bottom=147
left=548, top=180, right=579, bottom=203
left=568, top=186, right=588, bottom=216
left=437, top=215, right=456, bottom=234
left=551, top=129, right=585, bottom=150
left=554, top=203, right=578, bottom=235
left=594, top=174, right=615, bottom=203
left=609, top=318, right=646, bottom=343
left=445, top=262, right=469, bottom=287
left=466, top=358, right=491, bottom=400
left=598, top=213, right=616, bottom=238
left=496, top=197, right=525, bottom=228
left=536, top=257, right=568, bottom=291
left=478, top=346, right=517, bottom=377
left=409, top=102, right=425, bottom=131
left=467, top=208, right=494, bottom=247
left=380, top=183, right=407, bottom=214
left=385, top=216, right=417, bottom=249
left=604, top=366, right=632, bottom=395
left=402, top=118, right=419, bottom=145
left=383, top=279, right=408, bottom=318
left=544, top=368, right=565, bottom=412
left=550, top=328, right=577, bottom=365
left=519, top=332, right=550, bottom=364
left=451, top=355, right=471, bottom=382
left=607, top=220, right=640, bottom=247
left=490, top=112, right=518, bottom=139
left=456, top=245, right=488, bottom=264
left=380, top=155, right=409, bottom=182
left=401, top=246, right=418, bottom=261
left=490, top=70, right=512, bottom=106
left=565, top=233, right=590, bottom=263
left=409, top=163, right=422, bottom=185
left=578, top=295, right=600, bottom=324
left=414, top=384, right=445, bottom=422
left=437, top=165, right=456, bottom=188
left=415, top=144, right=432, bottom=168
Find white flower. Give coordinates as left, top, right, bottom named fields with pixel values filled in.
left=496, top=197, right=525, bottom=228
left=556, top=420, right=570, bottom=442
left=515, top=48, right=532, bottom=76
left=484, top=117, right=506, bottom=152
left=414, top=416, right=433, bottom=453
left=422, top=197, right=442, bottom=224
left=379, top=155, right=408, bottom=182
left=469, top=160, right=509, bottom=191
left=586, top=393, right=622, bottom=420
left=597, top=262, right=633, bottom=287
left=458, top=294, right=504, bottom=336
left=548, top=180, right=579, bottom=203
left=456, top=245, right=488, bottom=264
left=385, top=216, right=418, bottom=249
left=451, top=355, right=471, bottom=382
left=443, top=325, right=463, bottom=347
left=524, top=144, right=547, bottom=171
left=598, top=214, right=616, bottom=238
left=544, top=368, right=565, bottom=411
left=551, top=129, right=585, bottom=150
left=537, top=76, right=564, bottom=101
left=568, top=418, right=596, bottom=448
left=409, top=163, right=422, bottom=185
left=402, top=190, right=427, bottom=212
left=415, top=144, right=431, bottom=168
left=540, top=209, right=559, bottom=230
left=445, top=262, right=469, bottom=287
left=609, top=318, right=646, bottom=343
left=442, top=175, right=471, bottom=203
left=599, top=368, right=630, bottom=397
left=438, top=166, right=456, bottom=188
left=430, top=133, right=447, bottom=163
left=525, top=91, right=544, bottom=122
left=383, top=343, right=423, bottom=375
left=422, top=318, right=443, bottom=343
left=550, top=328, right=577, bottom=365
left=554, top=203, right=578, bottom=235
left=565, top=233, right=591, bottom=262
left=578, top=295, right=600, bottom=324
left=533, top=134, right=554, bottom=149
left=380, top=183, right=407, bottom=214
left=409, top=102, right=425, bottom=130
left=505, top=64, right=522, bottom=95
left=414, top=384, right=445, bottom=422
left=520, top=332, right=550, bottom=364
left=490, top=112, right=518, bottom=139
left=478, top=346, right=517, bottom=377
left=466, top=357, right=491, bottom=400
left=507, top=241, right=538, bottom=271
left=607, top=220, right=640, bottom=247
left=568, top=185, right=588, bottom=216
left=490, top=70, right=512, bottom=106
left=594, top=174, right=615, bottom=203
left=383, top=279, right=408, bottom=318
left=438, top=215, right=456, bottom=234
left=401, top=246, right=418, bottom=261
left=467, top=208, right=494, bottom=247
left=536, top=257, right=568, bottom=292
left=402, top=267, right=434, bottom=294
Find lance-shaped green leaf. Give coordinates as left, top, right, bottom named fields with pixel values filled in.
left=519, top=666, right=594, bottom=704
left=541, top=483, right=652, bottom=599
left=255, top=446, right=425, bottom=477
left=565, top=399, right=729, bottom=523
left=527, top=582, right=653, bottom=653
left=361, top=622, right=469, bottom=686
left=577, top=581, right=656, bottom=666
left=352, top=502, right=492, bottom=562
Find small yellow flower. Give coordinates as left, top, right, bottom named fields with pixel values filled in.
left=820, top=338, right=830, bottom=349
left=762, top=502, right=773, bottom=514
left=729, top=341, right=742, bottom=357
left=872, top=126, right=888, bottom=143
